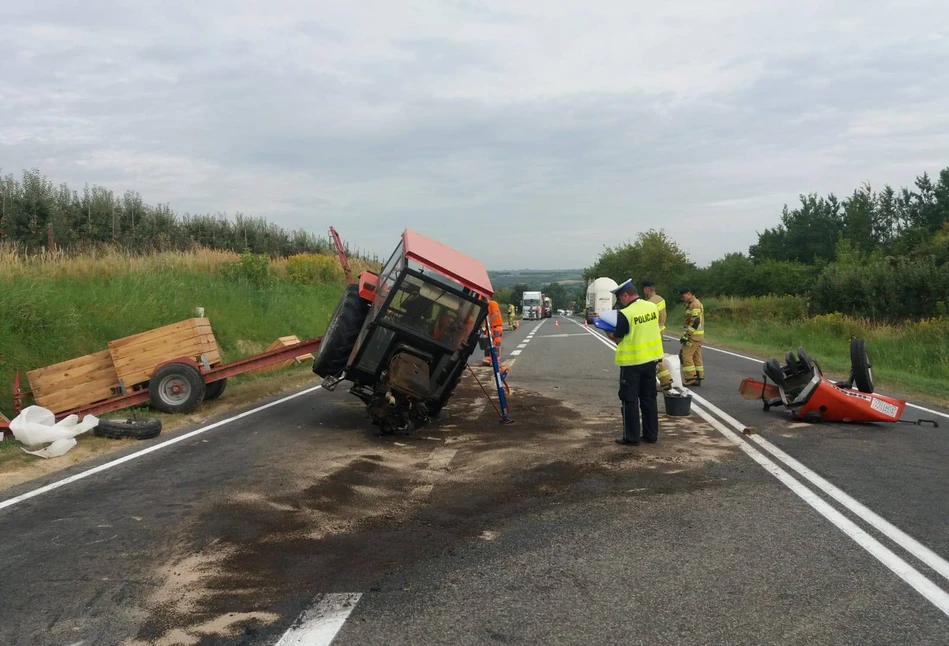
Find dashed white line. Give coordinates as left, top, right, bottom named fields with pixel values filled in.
left=517, top=344, right=527, bottom=349
left=275, top=593, right=362, bottom=646
left=510, top=350, right=522, bottom=356
left=0, top=385, right=325, bottom=512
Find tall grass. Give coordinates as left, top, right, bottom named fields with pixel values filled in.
left=671, top=297, right=949, bottom=404
left=0, top=247, right=359, bottom=417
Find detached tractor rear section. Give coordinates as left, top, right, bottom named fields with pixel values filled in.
left=315, top=229, right=493, bottom=434
left=739, top=339, right=935, bottom=426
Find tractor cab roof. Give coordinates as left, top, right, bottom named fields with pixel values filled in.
left=402, top=229, right=494, bottom=299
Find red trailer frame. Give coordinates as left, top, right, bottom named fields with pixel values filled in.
left=1, top=337, right=322, bottom=438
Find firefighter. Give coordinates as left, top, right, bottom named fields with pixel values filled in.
left=507, top=302, right=517, bottom=330
left=678, top=288, right=705, bottom=386
left=483, top=299, right=504, bottom=365
left=606, top=280, right=664, bottom=445
left=641, top=281, right=673, bottom=392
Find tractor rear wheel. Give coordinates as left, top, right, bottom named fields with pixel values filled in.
left=313, top=284, right=371, bottom=378
left=850, top=338, right=874, bottom=393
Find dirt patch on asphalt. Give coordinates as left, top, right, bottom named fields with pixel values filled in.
left=130, top=374, right=735, bottom=645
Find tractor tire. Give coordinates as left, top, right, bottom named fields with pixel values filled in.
left=94, top=418, right=163, bottom=440
left=149, top=362, right=206, bottom=414
left=797, top=347, right=814, bottom=369
left=204, top=378, right=227, bottom=401
left=313, top=284, right=371, bottom=379
left=850, top=338, right=874, bottom=393
left=763, top=359, right=785, bottom=386
left=785, top=351, right=801, bottom=375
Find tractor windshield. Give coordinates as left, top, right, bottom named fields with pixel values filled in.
left=382, top=273, right=481, bottom=349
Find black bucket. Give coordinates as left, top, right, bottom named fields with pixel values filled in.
left=663, top=392, right=692, bottom=416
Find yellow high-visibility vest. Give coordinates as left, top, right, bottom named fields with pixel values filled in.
left=615, top=299, right=664, bottom=366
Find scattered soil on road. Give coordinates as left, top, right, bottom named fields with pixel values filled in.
left=130, top=373, right=735, bottom=645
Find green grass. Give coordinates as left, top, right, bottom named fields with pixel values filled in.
left=667, top=301, right=949, bottom=407
left=0, top=266, right=343, bottom=418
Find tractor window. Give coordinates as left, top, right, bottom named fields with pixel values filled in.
left=383, top=274, right=481, bottom=349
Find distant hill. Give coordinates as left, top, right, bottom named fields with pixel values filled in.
left=488, top=269, right=585, bottom=289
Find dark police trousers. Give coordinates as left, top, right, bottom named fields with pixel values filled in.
left=619, top=362, right=659, bottom=443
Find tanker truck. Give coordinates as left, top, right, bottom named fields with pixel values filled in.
left=585, top=277, right=618, bottom=324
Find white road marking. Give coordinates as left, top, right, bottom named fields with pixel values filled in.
left=510, top=350, right=522, bottom=356
left=463, top=397, right=488, bottom=421
left=275, top=593, right=362, bottom=646
left=531, top=333, right=590, bottom=338
left=691, top=403, right=949, bottom=618
left=689, top=393, right=949, bottom=585
left=0, top=385, right=325, bottom=512
left=573, top=317, right=949, bottom=616
left=517, top=344, right=527, bottom=349
left=659, top=334, right=949, bottom=421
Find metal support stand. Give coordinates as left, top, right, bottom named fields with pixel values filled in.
left=488, top=344, right=512, bottom=423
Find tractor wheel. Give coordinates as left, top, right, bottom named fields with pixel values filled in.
left=312, top=284, right=371, bottom=378
left=797, top=347, right=814, bottom=369
left=785, top=351, right=801, bottom=375
left=850, top=338, right=874, bottom=393
left=763, top=359, right=785, bottom=386
left=204, top=378, right=228, bottom=400
left=94, top=418, right=163, bottom=440
left=149, top=363, right=206, bottom=414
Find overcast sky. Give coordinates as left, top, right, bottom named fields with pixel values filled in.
left=2, top=1, right=948, bottom=269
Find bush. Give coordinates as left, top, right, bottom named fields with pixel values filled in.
left=222, top=249, right=273, bottom=286
left=703, top=295, right=809, bottom=324
left=286, top=253, right=344, bottom=284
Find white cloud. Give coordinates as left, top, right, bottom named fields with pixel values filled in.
left=2, top=0, right=949, bottom=268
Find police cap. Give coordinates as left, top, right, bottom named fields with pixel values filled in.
left=612, top=279, right=637, bottom=295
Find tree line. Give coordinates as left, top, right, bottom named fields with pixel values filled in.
left=584, top=167, right=949, bottom=322
left=0, top=168, right=378, bottom=260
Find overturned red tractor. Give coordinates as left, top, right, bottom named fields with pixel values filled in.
left=739, top=339, right=935, bottom=426
left=314, top=229, right=494, bottom=434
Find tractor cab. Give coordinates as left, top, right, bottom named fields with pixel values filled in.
left=314, top=229, right=493, bottom=433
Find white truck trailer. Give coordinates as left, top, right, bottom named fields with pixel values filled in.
left=585, top=277, right=618, bottom=324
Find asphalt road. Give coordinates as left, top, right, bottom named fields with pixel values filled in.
left=1, top=315, right=947, bottom=645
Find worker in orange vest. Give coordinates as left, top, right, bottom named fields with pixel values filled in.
left=483, top=299, right=504, bottom=365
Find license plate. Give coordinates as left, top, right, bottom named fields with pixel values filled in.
left=870, top=398, right=899, bottom=418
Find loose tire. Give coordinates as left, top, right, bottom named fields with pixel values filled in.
left=850, top=338, right=874, bottom=393
left=149, top=362, right=206, bottom=413
left=204, top=378, right=227, bottom=400
left=313, top=284, right=371, bottom=378
left=94, top=418, right=163, bottom=440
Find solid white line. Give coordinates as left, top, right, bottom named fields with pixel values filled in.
left=572, top=316, right=949, bottom=614
left=689, top=392, right=949, bottom=585
left=0, top=385, right=325, bottom=512
left=275, top=593, right=362, bottom=646
left=691, top=403, right=949, bottom=617
left=659, top=334, right=949, bottom=421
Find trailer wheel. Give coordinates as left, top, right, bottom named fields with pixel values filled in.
left=149, top=363, right=206, bottom=413
left=313, top=284, right=371, bottom=378
left=204, top=378, right=228, bottom=401
left=94, top=418, right=163, bottom=440
left=850, top=338, right=874, bottom=393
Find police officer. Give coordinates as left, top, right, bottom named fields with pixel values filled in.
left=642, top=281, right=673, bottom=391
left=607, top=279, right=665, bottom=446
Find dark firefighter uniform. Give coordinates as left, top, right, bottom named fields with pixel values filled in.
left=680, top=291, right=705, bottom=385
left=611, top=280, right=665, bottom=445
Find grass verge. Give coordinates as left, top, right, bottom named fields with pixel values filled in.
left=667, top=302, right=949, bottom=408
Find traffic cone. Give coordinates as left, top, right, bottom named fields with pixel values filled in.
left=584, top=318, right=588, bottom=328
left=554, top=319, right=559, bottom=328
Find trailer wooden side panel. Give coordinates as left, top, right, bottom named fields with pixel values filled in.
left=108, top=318, right=223, bottom=387
left=26, top=350, right=121, bottom=413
